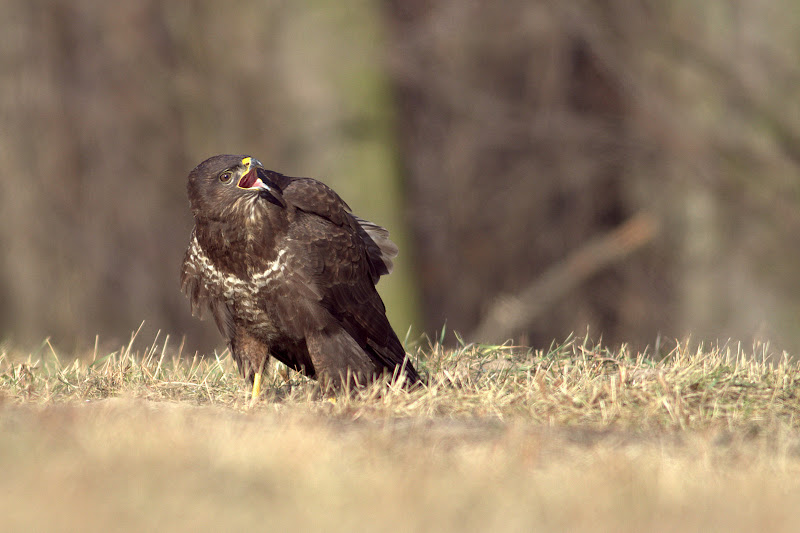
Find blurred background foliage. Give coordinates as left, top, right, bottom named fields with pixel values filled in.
left=2, top=1, right=800, bottom=356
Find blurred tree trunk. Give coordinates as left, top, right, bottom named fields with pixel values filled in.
left=0, top=1, right=194, bottom=350
left=383, top=1, right=672, bottom=348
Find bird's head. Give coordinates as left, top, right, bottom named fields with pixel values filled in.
left=186, top=154, right=286, bottom=220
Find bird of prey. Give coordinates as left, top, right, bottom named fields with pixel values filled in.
left=181, top=154, right=420, bottom=402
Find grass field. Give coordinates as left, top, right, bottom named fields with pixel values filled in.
left=2, top=330, right=800, bottom=532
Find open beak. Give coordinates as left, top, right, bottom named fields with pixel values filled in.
left=237, top=157, right=269, bottom=191
left=235, top=156, right=287, bottom=208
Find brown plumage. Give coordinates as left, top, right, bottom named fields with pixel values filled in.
left=181, top=154, right=420, bottom=399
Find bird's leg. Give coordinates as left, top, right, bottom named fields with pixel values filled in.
left=250, top=372, right=263, bottom=406
left=249, top=357, right=267, bottom=408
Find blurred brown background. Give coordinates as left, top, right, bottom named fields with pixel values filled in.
left=2, top=1, right=800, bottom=356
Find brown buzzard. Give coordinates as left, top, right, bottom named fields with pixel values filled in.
left=181, top=155, right=420, bottom=402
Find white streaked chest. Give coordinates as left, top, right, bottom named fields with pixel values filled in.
left=187, top=234, right=287, bottom=319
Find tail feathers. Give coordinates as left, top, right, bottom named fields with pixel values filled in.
left=306, top=326, right=421, bottom=388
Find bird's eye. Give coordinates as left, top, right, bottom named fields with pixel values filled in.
left=219, top=172, right=232, bottom=183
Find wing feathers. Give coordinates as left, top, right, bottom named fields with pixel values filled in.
left=353, top=215, right=398, bottom=279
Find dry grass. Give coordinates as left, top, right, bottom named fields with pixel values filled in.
left=2, top=330, right=800, bottom=532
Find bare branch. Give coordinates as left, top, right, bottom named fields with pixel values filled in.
left=472, top=212, right=659, bottom=343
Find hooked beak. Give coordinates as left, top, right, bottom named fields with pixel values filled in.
left=237, top=157, right=269, bottom=191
